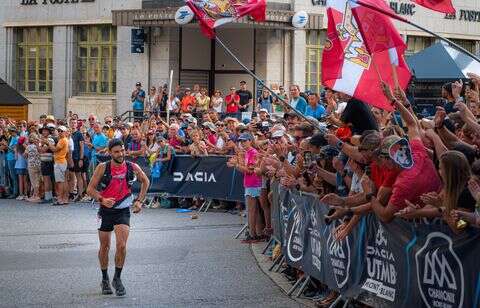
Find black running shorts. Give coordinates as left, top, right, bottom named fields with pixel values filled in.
left=97, top=207, right=131, bottom=232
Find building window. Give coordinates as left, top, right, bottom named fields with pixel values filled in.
left=450, top=39, right=476, bottom=54
left=77, top=25, right=117, bottom=95
left=406, top=36, right=434, bottom=55
left=16, top=27, right=53, bottom=93
left=305, top=30, right=326, bottom=94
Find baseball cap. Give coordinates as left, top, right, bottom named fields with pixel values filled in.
left=379, top=135, right=414, bottom=169
left=271, top=130, right=285, bottom=138
left=284, top=111, right=299, bottom=120
left=240, top=80, right=246, bottom=84
left=46, top=123, right=56, bottom=129
left=202, top=121, right=217, bottom=132
left=259, top=108, right=269, bottom=114
left=57, top=125, right=68, bottom=132
left=7, top=125, right=17, bottom=132
left=224, top=117, right=238, bottom=123
left=358, top=131, right=382, bottom=151
left=238, top=132, right=253, bottom=141
left=136, top=82, right=142, bottom=86
left=46, top=115, right=55, bottom=122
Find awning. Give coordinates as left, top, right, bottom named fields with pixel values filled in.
left=0, top=78, right=31, bottom=106
left=112, top=8, right=323, bottom=30
left=407, top=42, right=480, bottom=81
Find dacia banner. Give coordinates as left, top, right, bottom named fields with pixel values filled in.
left=273, top=183, right=480, bottom=308
left=148, top=155, right=245, bottom=202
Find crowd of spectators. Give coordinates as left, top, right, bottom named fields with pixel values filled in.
left=1, top=73, right=480, bottom=305
left=226, top=76, right=479, bottom=306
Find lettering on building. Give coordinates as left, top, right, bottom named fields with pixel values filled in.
left=445, top=10, right=480, bottom=22
left=389, top=2, right=415, bottom=16
left=311, top=0, right=415, bottom=16
left=21, top=0, right=94, bottom=5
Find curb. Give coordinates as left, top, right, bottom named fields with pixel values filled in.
left=250, top=242, right=316, bottom=308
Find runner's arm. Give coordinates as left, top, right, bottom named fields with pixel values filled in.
left=132, top=163, right=150, bottom=203
left=86, top=163, right=107, bottom=202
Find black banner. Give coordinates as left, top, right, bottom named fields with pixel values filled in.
left=273, top=183, right=480, bottom=308
left=148, top=155, right=245, bottom=202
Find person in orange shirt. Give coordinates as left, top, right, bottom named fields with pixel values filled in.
left=180, top=88, right=196, bottom=113
left=50, top=126, right=70, bottom=205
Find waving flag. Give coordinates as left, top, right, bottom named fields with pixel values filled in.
left=351, top=0, right=407, bottom=54
left=186, top=0, right=266, bottom=38
left=412, top=0, right=455, bottom=14
left=322, top=0, right=411, bottom=111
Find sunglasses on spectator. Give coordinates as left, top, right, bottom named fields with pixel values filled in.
left=88, top=118, right=95, bottom=121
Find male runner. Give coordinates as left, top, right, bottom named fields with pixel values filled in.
left=87, top=138, right=150, bottom=296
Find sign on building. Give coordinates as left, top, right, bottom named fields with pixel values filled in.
left=131, top=29, right=146, bottom=54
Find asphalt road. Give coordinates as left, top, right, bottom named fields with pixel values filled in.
left=0, top=200, right=302, bottom=308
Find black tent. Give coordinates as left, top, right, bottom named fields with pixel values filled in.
left=0, top=78, right=30, bottom=106
left=406, top=42, right=480, bottom=82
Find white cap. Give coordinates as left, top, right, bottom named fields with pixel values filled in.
left=57, top=125, right=68, bottom=132
left=271, top=130, right=285, bottom=138
left=259, top=108, right=269, bottom=114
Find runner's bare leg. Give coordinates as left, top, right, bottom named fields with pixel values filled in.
left=114, top=224, right=129, bottom=268
left=98, top=231, right=111, bottom=270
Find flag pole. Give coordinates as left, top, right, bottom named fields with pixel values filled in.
left=214, top=36, right=322, bottom=129
left=352, top=0, right=480, bottom=64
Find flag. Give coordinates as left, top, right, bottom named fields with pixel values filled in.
left=321, top=0, right=411, bottom=111
left=186, top=0, right=266, bottom=39
left=351, top=0, right=407, bottom=54
left=412, top=0, right=455, bottom=14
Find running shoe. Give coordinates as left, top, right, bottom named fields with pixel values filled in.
left=101, top=279, right=113, bottom=295
left=112, top=277, right=126, bottom=296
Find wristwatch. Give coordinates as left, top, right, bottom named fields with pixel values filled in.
left=365, top=193, right=375, bottom=202
left=336, top=140, right=344, bottom=151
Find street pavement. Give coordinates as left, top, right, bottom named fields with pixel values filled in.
left=0, top=200, right=303, bottom=308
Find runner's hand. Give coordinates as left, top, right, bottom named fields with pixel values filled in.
left=132, top=201, right=142, bottom=213
left=101, top=197, right=116, bottom=208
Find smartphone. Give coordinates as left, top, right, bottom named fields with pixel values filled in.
left=365, top=165, right=371, bottom=177
left=304, top=151, right=313, bottom=167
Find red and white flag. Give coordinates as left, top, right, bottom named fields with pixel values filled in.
left=351, top=0, right=407, bottom=54
left=412, top=0, right=455, bottom=14
left=186, top=0, right=266, bottom=39
left=321, top=0, right=411, bottom=111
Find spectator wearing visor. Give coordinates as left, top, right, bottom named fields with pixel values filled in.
left=228, top=133, right=263, bottom=243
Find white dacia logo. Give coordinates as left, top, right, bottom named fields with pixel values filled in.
left=173, top=172, right=216, bottom=182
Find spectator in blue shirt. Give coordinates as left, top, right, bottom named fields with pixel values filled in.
left=289, top=85, right=307, bottom=115
left=91, top=123, right=108, bottom=167
left=6, top=126, right=19, bottom=198
left=131, top=82, right=146, bottom=122
left=305, top=92, right=326, bottom=120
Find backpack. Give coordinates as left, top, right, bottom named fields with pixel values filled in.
left=98, top=161, right=136, bottom=191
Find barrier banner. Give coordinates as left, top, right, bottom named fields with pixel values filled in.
left=273, top=184, right=480, bottom=308
left=149, top=155, right=245, bottom=202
